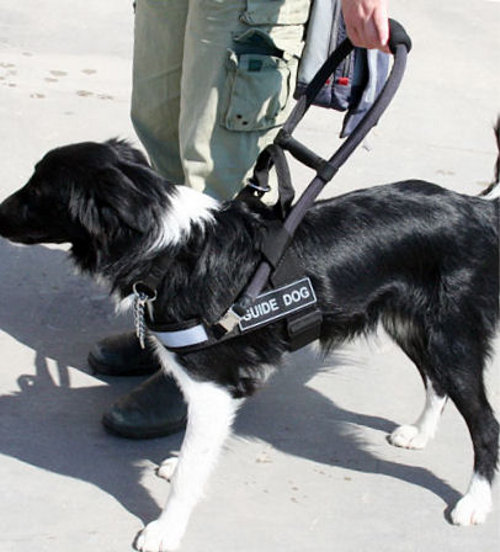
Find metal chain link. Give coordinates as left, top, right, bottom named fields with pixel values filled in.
left=133, top=290, right=150, bottom=349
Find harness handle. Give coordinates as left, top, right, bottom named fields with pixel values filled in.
left=277, top=19, right=411, bottom=169
left=387, top=18, right=412, bottom=55
left=231, top=19, right=412, bottom=317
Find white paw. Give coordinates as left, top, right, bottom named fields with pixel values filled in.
left=451, top=494, right=492, bottom=526
left=135, top=519, right=182, bottom=552
left=157, top=457, right=179, bottom=481
left=388, top=425, right=429, bottom=450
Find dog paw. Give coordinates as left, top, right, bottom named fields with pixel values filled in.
left=135, top=520, right=181, bottom=552
left=450, top=494, right=491, bottom=526
left=387, top=425, right=429, bottom=450
left=157, top=457, right=179, bottom=481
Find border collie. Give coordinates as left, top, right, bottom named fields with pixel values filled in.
left=0, top=134, right=498, bottom=552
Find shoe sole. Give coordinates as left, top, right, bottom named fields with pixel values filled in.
left=101, top=413, right=187, bottom=439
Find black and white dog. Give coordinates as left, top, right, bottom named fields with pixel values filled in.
left=0, top=136, right=498, bottom=551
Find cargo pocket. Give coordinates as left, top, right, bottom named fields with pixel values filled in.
left=220, top=30, right=298, bottom=132
left=241, top=0, right=310, bottom=26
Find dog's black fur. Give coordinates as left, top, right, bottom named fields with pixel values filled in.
left=0, top=138, right=499, bottom=543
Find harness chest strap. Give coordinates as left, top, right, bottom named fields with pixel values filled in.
left=146, top=276, right=321, bottom=353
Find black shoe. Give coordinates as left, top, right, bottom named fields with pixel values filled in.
left=102, top=371, right=187, bottom=439
left=88, top=331, right=160, bottom=376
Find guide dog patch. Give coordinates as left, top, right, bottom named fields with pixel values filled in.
left=239, top=277, right=317, bottom=332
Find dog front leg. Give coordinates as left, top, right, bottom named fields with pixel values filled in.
left=136, top=379, right=238, bottom=552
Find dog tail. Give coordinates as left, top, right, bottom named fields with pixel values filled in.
left=480, top=116, right=500, bottom=199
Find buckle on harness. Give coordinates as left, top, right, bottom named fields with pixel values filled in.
left=218, top=308, right=242, bottom=333
left=246, top=177, right=271, bottom=196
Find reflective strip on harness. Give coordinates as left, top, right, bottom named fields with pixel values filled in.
left=153, top=324, right=209, bottom=349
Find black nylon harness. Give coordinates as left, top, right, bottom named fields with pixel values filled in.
left=139, top=20, right=412, bottom=354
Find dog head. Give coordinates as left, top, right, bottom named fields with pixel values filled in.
left=0, top=139, right=157, bottom=243
left=0, top=140, right=182, bottom=269
left=0, top=139, right=220, bottom=289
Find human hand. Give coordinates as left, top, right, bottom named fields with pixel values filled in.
left=341, top=0, right=391, bottom=53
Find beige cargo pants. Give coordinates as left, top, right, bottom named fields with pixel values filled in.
left=131, top=0, right=311, bottom=200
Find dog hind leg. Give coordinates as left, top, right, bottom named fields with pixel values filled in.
left=446, top=374, right=499, bottom=526
left=387, top=307, right=498, bottom=524
left=136, top=364, right=239, bottom=552
left=383, top=313, right=447, bottom=449
left=425, top=324, right=498, bottom=526
left=388, top=379, right=447, bottom=450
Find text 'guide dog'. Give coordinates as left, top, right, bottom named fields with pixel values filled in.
left=0, top=123, right=499, bottom=551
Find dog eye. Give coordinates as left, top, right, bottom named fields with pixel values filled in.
left=26, top=185, right=43, bottom=199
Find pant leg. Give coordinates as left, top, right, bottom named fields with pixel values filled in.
left=180, top=0, right=311, bottom=200
left=131, top=0, right=188, bottom=185
left=131, top=0, right=311, bottom=200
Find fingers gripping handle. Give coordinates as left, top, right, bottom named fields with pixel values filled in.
left=388, top=19, right=412, bottom=55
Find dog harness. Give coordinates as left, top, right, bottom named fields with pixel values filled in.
left=135, top=20, right=412, bottom=354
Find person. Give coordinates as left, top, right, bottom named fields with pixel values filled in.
left=89, top=0, right=391, bottom=439
left=342, top=0, right=390, bottom=52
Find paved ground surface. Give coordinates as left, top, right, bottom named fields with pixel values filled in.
left=0, top=1, right=499, bottom=551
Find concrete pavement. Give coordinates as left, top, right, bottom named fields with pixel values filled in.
left=0, top=1, right=499, bottom=551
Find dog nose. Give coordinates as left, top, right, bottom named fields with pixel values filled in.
left=0, top=201, right=9, bottom=236
left=0, top=194, right=23, bottom=239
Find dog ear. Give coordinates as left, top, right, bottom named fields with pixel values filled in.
left=70, top=163, right=160, bottom=241
left=105, top=138, right=150, bottom=167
